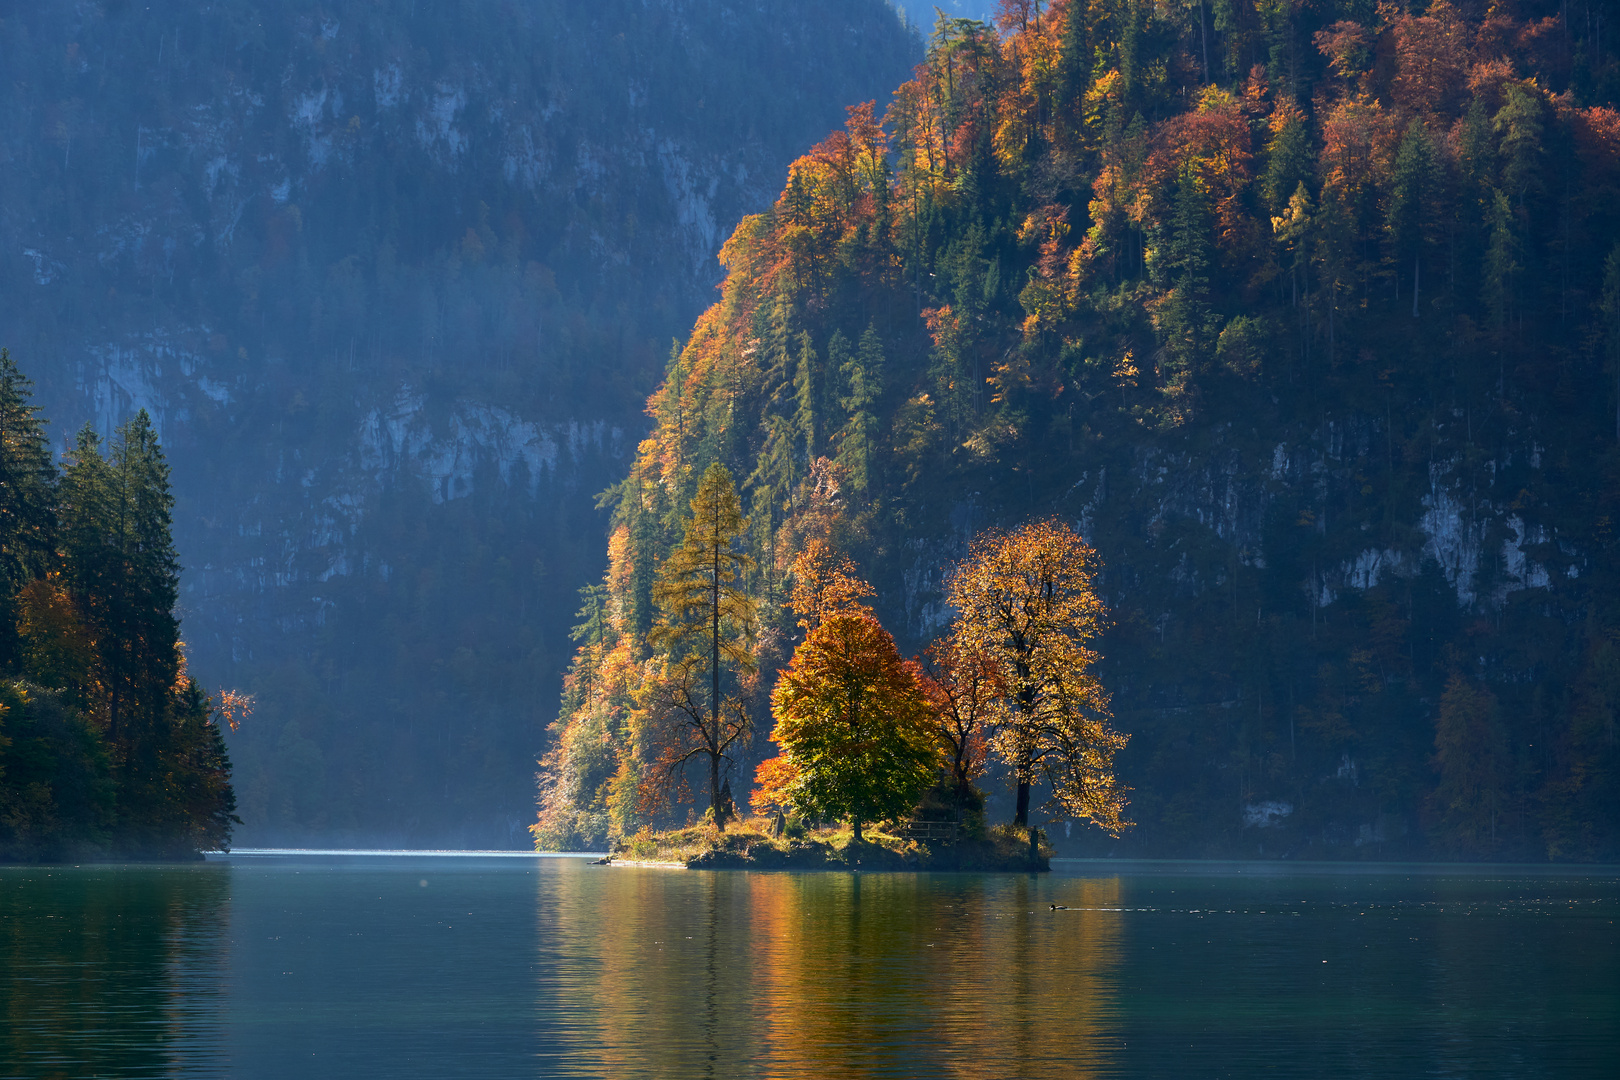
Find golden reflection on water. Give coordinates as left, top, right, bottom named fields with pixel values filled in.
left=545, top=866, right=1123, bottom=1078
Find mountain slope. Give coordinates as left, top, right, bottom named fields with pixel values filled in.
left=540, top=0, right=1620, bottom=860
left=0, top=0, right=921, bottom=845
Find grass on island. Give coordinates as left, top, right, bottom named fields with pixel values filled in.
left=606, top=817, right=1050, bottom=871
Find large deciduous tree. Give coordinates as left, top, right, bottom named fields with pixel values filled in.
left=645, top=462, right=757, bottom=829
left=770, top=611, right=937, bottom=842
left=947, top=519, right=1129, bottom=852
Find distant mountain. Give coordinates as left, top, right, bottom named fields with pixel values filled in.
left=0, top=0, right=921, bottom=846
left=539, top=0, right=1620, bottom=861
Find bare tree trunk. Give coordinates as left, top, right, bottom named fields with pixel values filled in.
left=711, top=520, right=726, bottom=831
left=710, top=752, right=722, bottom=829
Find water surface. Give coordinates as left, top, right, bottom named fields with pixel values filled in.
left=1, top=854, right=1615, bottom=1077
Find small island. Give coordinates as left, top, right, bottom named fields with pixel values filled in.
left=536, top=465, right=1127, bottom=866
left=604, top=820, right=1051, bottom=872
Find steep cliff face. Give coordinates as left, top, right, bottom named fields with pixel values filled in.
left=0, top=0, right=920, bottom=844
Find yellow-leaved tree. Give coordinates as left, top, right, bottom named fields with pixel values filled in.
left=947, top=519, right=1130, bottom=853
left=642, top=462, right=757, bottom=830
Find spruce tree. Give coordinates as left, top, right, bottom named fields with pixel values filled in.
left=0, top=349, right=58, bottom=670
left=836, top=326, right=885, bottom=491
left=60, top=412, right=182, bottom=848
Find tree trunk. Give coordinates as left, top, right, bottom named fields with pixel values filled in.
left=852, top=816, right=863, bottom=844
left=711, top=529, right=725, bottom=832
left=710, top=751, right=722, bottom=831
left=1014, top=777, right=1031, bottom=826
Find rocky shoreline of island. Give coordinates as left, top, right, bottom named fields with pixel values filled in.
left=591, top=822, right=1050, bottom=872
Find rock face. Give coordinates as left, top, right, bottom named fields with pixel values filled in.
left=0, top=0, right=920, bottom=845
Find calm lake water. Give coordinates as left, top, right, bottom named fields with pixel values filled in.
left=1, top=854, right=1615, bottom=1078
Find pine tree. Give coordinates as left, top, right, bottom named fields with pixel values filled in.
left=0, top=349, right=57, bottom=669
left=60, top=414, right=180, bottom=822
left=793, top=331, right=823, bottom=458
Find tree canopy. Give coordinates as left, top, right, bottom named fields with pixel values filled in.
left=769, top=611, right=938, bottom=842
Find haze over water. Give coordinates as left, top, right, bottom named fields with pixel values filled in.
left=1, top=855, right=1615, bottom=1078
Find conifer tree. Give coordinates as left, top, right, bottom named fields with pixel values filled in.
left=836, top=326, right=885, bottom=491
left=646, top=462, right=757, bottom=828
left=793, top=332, right=823, bottom=458
left=0, top=349, right=57, bottom=670
left=1387, top=119, right=1442, bottom=317
left=60, top=414, right=180, bottom=766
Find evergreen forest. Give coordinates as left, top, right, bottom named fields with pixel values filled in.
left=539, top=0, right=1620, bottom=861
left=0, top=352, right=236, bottom=861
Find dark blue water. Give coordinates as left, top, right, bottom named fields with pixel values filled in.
left=1, top=853, right=1615, bottom=1078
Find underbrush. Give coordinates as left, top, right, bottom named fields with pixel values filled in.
left=607, top=818, right=1049, bottom=871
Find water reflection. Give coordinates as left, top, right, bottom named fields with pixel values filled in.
left=0, top=864, right=229, bottom=1079
left=546, top=869, right=1123, bottom=1078
left=2, top=858, right=1613, bottom=1078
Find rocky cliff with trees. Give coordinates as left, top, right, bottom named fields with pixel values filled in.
left=538, top=0, right=1620, bottom=861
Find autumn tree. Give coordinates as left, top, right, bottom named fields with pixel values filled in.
left=770, top=611, right=938, bottom=842
left=916, top=635, right=999, bottom=812
left=645, top=462, right=757, bottom=829
left=786, top=536, right=875, bottom=633
left=947, top=519, right=1129, bottom=854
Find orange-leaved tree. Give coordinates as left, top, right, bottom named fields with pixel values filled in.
left=786, top=536, right=875, bottom=633
left=643, top=462, right=757, bottom=830
left=770, top=611, right=937, bottom=843
left=749, top=754, right=800, bottom=819
left=947, top=519, right=1129, bottom=853
left=915, top=635, right=1000, bottom=814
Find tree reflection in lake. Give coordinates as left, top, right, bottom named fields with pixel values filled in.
left=2, top=857, right=1614, bottom=1078
left=545, top=867, right=1123, bottom=1077
left=0, top=864, right=229, bottom=1079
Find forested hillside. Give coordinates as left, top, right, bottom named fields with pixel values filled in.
left=539, top=0, right=1620, bottom=860
left=0, top=0, right=920, bottom=845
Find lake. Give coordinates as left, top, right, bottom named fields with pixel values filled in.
left=1, top=853, right=1615, bottom=1078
